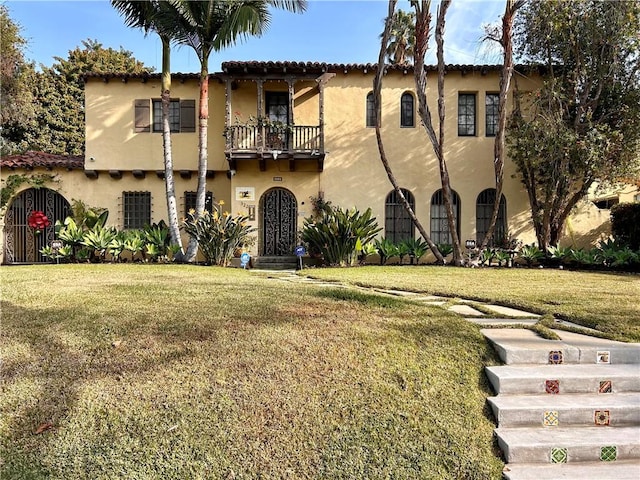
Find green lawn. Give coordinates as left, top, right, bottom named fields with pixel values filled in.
left=1, top=265, right=502, bottom=480
left=304, top=266, right=640, bottom=342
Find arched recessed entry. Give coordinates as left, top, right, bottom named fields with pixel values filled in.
left=4, top=188, right=72, bottom=264
left=385, top=188, right=415, bottom=243
left=476, top=188, right=507, bottom=245
left=430, top=188, right=461, bottom=245
left=260, top=188, right=297, bottom=256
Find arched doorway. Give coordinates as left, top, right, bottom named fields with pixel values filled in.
left=476, top=188, right=507, bottom=246
left=385, top=188, right=415, bottom=243
left=260, top=188, right=297, bottom=256
left=4, top=188, right=72, bottom=264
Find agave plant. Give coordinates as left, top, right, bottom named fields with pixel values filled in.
left=494, top=249, right=511, bottom=267
left=124, top=230, right=146, bottom=261
left=374, top=237, right=399, bottom=266
left=81, top=226, right=117, bottom=261
left=518, top=244, right=544, bottom=267
left=478, top=248, right=496, bottom=267
left=401, top=237, right=429, bottom=265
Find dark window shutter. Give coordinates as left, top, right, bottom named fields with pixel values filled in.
left=134, top=99, right=150, bottom=133
left=180, top=100, right=196, bottom=132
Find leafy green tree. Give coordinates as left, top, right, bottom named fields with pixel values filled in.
left=0, top=5, right=36, bottom=155
left=112, top=0, right=188, bottom=261
left=4, top=38, right=151, bottom=156
left=170, top=0, right=307, bottom=262
left=509, top=0, right=640, bottom=249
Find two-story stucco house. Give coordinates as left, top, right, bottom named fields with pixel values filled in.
left=1, top=61, right=627, bottom=264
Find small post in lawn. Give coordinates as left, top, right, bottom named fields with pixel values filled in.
left=294, top=245, right=306, bottom=270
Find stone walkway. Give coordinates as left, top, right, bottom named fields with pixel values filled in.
left=252, top=269, right=640, bottom=478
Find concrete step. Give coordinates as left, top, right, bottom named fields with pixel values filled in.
left=485, top=364, right=640, bottom=395
left=252, top=256, right=298, bottom=270
left=495, top=426, right=640, bottom=464
left=488, top=392, right=640, bottom=427
left=482, top=329, right=640, bottom=365
left=502, top=460, right=640, bottom=480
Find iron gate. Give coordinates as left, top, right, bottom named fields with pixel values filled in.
left=4, top=188, right=71, bottom=264
left=261, top=188, right=297, bottom=256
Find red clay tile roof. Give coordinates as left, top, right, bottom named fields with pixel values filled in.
left=219, top=60, right=506, bottom=75
left=1, top=151, right=84, bottom=170
left=84, top=61, right=543, bottom=81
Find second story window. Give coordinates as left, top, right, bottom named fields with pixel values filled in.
left=485, top=93, right=499, bottom=137
left=400, top=92, right=414, bottom=127
left=458, top=93, right=476, bottom=136
left=134, top=98, right=195, bottom=134
left=153, top=99, right=180, bottom=132
left=366, top=92, right=376, bottom=127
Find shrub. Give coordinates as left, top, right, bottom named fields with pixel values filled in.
left=374, top=237, right=399, bottom=265
left=437, top=243, right=453, bottom=258
left=518, top=244, right=544, bottom=267
left=183, top=203, right=256, bottom=267
left=302, top=205, right=381, bottom=267
left=401, top=237, right=429, bottom=265
left=611, top=202, right=640, bottom=250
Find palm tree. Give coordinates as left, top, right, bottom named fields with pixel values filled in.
left=172, top=1, right=307, bottom=262
left=382, top=9, right=416, bottom=64
left=111, top=0, right=186, bottom=261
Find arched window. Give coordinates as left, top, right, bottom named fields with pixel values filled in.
left=476, top=189, right=507, bottom=246
left=430, top=189, right=461, bottom=245
left=366, top=92, right=376, bottom=127
left=400, top=92, right=414, bottom=127
left=385, top=189, right=415, bottom=243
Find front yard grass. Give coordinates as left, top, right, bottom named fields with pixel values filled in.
left=304, top=266, right=640, bottom=342
left=1, top=265, right=502, bottom=480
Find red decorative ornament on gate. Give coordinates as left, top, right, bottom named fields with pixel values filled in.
left=28, top=210, right=50, bottom=235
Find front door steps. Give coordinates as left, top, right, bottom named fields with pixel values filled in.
left=483, top=328, right=640, bottom=479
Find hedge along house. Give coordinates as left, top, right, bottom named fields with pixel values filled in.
left=1, top=61, right=629, bottom=264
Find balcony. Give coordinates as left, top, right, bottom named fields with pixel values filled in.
left=225, top=124, right=324, bottom=172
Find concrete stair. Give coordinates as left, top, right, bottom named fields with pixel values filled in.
left=252, top=255, right=298, bottom=270
left=482, top=328, right=640, bottom=479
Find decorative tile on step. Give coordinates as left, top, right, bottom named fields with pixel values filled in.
left=543, top=410, right=559, bottom=426
left=595, top=410, right=611, bottom=426
left=600, top=445, right=617, bottom=462
left=597, top=351, right=611, bottom=364
left=549, top=351, right=564, bottom=364
left=599, top=380, right=613, bottom=394
left=545, top=379, right=560, bottom=394
left=551, top=447, right=567, bottom=464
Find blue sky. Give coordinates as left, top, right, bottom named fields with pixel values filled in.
left=6, top=0, right=506, bottom=73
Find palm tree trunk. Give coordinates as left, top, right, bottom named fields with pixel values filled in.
left=184, top=59, right=210, bottom=262
left=374, top=0, right=444, bottom=264
left=160, top=36, right=185, bottom=262
left=480, top=0, right=523, bottom=250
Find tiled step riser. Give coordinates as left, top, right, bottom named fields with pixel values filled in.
left=491, top=406, right=640, bottom=427
left=485, top=365, right=640, bottom=395
left=487, top=376, right=640, bottom=395
left=491, top=345, right=640, bottom=365
left=499, top=441, right=640, bottom=464
left=502, top=461, right=640, bottom=480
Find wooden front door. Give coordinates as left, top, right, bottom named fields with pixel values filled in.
left=261, top=188, right=297, bottom=256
